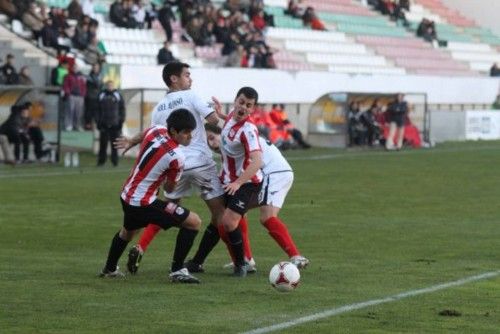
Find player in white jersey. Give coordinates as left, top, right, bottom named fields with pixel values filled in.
left=99, top=109, right=202, bottom=283
left=114, top=62, right=226, bottom=275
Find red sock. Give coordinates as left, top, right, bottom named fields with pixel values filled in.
left=263, top=217, right=299, bottom=257
left=217, top=224, right=235, bottom=263
left=239, top=216, right=253, bottom=260
left=138, top=224, right=162, bottom=252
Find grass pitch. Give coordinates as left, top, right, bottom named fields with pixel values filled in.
left=1, top=141, right=500, bottom=333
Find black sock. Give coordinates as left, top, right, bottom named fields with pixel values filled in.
left=105, top=232, right=129, bottom=272
left=192, top=224, right=220, bottom=265
left=171, top=228, right=198, bottom=272
left=227, top=227, right=245, bottom=267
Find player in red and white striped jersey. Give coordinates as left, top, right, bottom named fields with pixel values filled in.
left=99, top=109, right=203, bottom=283
left=218, top=87, right=263, bottom=277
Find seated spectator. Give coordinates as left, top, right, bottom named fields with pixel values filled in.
left=361, top=100, right=383, bottom=146
left=0, top=0, right=17, bottom=19
left=157, top=41, right=177, bottom=65
left=302, top=7, right=326, bottom=31
left=72, top=21, right=90, bottom=50
left=23, top=102, right=51, bottom=161
left=67, top=0, right=83, bottom=21
left=347, top=101, right=366, bottom=146
left=0, top=105, right=30, bottom=163
left=492, top=94, right=500, bottom=109
left=417, top=18, right=437, bottom=42
left=18, top=66, right=34, bottom=85
left=490, top=63, right=500, bottom=77
left=1, top=54, right=19, bottom=85
left=249, top=104, right=273, bottom=140
left=251, top=9, right=267, bottom=31
left=22, top=2, right=44, bottom=39
left=285, top=0, right=304, bottom=18
left=83, top=36, right=106, bottom=65
left=270, top=104, right=311, bottom=149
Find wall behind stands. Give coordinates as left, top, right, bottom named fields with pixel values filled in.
left=121, top=66, right=499, bottom=105
left=442, top=0, right=500, bottom=35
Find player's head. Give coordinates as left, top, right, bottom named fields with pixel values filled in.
left=204, top=123, right=222, bottom=154
left=162, top=61, right=192, bottom=90
left=166, top=108, right=196, bottom=146
left=233, top=86, right=258, bottom=122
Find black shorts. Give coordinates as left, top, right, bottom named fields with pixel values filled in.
left=390, top=114, right=405, bottom=127
left=225, top=182, right=262, bottom=216
left=121, top=198, right=190, bottom=231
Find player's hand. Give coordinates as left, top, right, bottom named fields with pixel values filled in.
left=114, top=136, right=132, bottom=155
left=223, top=181, right=241, bottom=196
left=212, top=96, right=226, bottom=120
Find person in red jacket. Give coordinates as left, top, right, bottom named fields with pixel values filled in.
left=62, top=64, right=87, bottom=131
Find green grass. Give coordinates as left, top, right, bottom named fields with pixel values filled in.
left=1, top=141, right=500, bottom=333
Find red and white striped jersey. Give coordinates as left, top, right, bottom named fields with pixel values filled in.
left=220, top=114, right=263, bottom=185
left=121, top=125, right=185, bottom=206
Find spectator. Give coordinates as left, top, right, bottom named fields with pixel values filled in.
left=0, top=105, right=30, bottom=163
left=96, top=80, right=125, bottom=167
left=490, top=63, right=500, bottom=77
left=157, top=41, right=177, bottom=65
left=285, top=0, right=304, bottom=18
left=302, top=6, right=326, bottom=31
left=50, top=59, right=69, bottom=86
left=62, top=64, right=87, bottom=131
left=0, top=0, right=17, bottom=19
left=22, top=102, right=50, bottom=162
left=144, top=3, right=158, bottom=29
left=361, top=100, right=382, bottom=146
left=67, top=0, right=83, bottom=21
left=72, top=21, right=90, bottom=50
left=385, top=93, right=407, bottom=150
left=158, top=2, right=175, bottom=42
left=492, top=94, right=500, bottom=109
left=85, top=63, right=103, bottom=129
left=81, top=0, right=95, bottom=19
left=1, top=54, right=19, bottom=85
left=22, top=2, right=44, bottom=39
left=270, top=104, right=311, bottom=149
left=18, top=66, right=34, bottom=85
left=84, top=36, right=106, bottom=64
left=131, top=0, right=146, bottom=29
left=251, top=9, right=266, bottom=31
left=347, top=101, right=365, bottom=146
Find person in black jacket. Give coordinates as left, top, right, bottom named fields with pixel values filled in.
left=385, top=93, right=408, bottom=150
left=96, top=81, right=125, bottom=166
left=1, top=54, right=19, bottom=85
left=157, top=41, right=177, bottom=65
left=0, top=105, right=29, bottom=162
left=85, top=63, right=103, bottom=129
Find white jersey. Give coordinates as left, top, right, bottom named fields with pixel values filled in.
left=259, top=137, right=292, bottom=175
left=151, top=90, right=214, bottom=169
left=220, top=115, right=263, bottom=185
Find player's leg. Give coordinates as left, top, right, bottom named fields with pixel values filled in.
left=185, top=165, right=226, bottom=272
left=260, top=172, right=309, bottom=269
left=386, top=121, right=397, bottom=150
left=100, top=226, right=138, bottom=277
left=185, top=195, right=225, bottom=272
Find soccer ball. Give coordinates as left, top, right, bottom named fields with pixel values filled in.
left=269, top=261, right=300, bottom=292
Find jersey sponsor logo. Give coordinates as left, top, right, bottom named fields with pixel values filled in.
left=165, top=202, right=177, bottom=214
left=168, top=97, right=183, bottom=109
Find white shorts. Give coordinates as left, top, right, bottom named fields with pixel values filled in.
left=259, top=171, right=293, bottom=209
left=165, top=162, right=225, bottom=201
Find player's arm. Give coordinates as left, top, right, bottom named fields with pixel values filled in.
left=224, top=150, right=263, bottom=196
left=114, top=131, right=143, bottom=155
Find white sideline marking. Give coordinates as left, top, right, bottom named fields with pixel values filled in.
left=242, top=270, right=500, bottom=334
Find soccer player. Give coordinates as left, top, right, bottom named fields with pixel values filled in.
left=99, top=109, right=202, bottom=283
left=191, top=121, right=310, bottom=271
left=115, top=61, right=226, bottom=275
left=216, top=86, right=264, bottom=277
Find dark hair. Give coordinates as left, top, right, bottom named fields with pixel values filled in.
left=162, top=61, right=190, bottom=87
left=235, top=86, right=258, bottom=104
left=167, top=108, right=196, bottom=133
left=204, top=123, right=221, bottom=134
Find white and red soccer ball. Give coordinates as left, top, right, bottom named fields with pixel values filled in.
left=269, top=261, right=300, bottom=292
